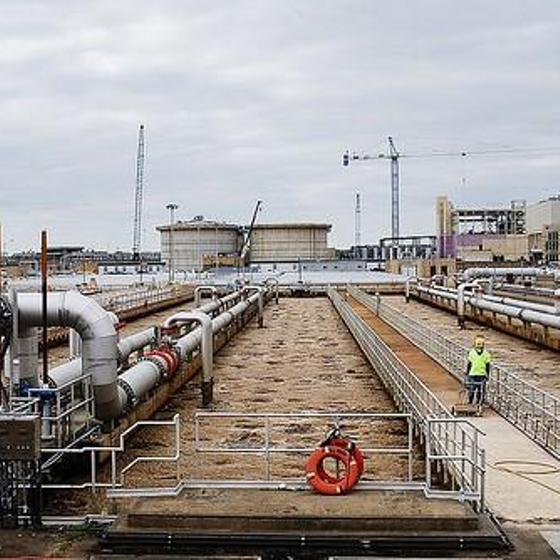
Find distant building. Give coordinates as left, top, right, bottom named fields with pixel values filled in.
left=526, top=196, right=560, bottom=263
left=98, top=258, right=164, bottom=275
left=435, top=196, right=528, bottom=262
left=4, top=248, right=162, bottom=276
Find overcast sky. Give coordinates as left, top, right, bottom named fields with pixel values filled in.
left=1, top=1, right=559, bottom=253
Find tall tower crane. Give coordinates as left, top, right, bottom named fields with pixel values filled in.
left=343, top=136, right=401, bottom=242
left=343, top=139, right=560, bottom=247
left=132, top=124, right=145, bottom=260
left=354, top=192, right=361, bottom=248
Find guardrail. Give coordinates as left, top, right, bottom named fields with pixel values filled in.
left=328, top=288, right=485, bottom=509
left=195, top=411, right=414, bottom=486
left=96, top=285, right=192, bottom=314
left=39, top=414, right=181, bottom=493
left=348, top=285, right=560, bottom=460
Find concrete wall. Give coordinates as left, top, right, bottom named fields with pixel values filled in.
left=159, top=222, right=243, bottom=271
left=249, top=224, right=332, bottom=262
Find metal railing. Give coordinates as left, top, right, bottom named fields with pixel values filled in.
left=328, top=287, right=485, bottom=508
left=96, top=285, right=192, bottom=314
left=348, top=285, right=560, bottom=460
left=195, top=411, right=415, bottom=486
left=39, top=414, right=180, bottom=493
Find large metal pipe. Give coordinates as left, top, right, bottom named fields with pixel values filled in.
left=461, top=267, right=543, bottom=281
left=405, top=277, right=417, bottom=303
left=48, top=291, right=243, bottom=390
left=480, top=293, right=557, bottom=315
left=49, top=326, right=158, bottom=388
left=264, top=278, right=280, bottom=305
left=17, top=327, right=38, bottom=388
left=118, top=359, right=162, bottom=409
left=416, top=283, right=560, bottom=331
left=242, top=286, right=264, bottom=327
left=465, top=295, right=560, bottom=329
left=416, top=284, right=458, bottom=301
left=117, top=291, right=262, bottom=414
left=164, top=311, right=214, bottom=405
left=17, top=291, right=121, bottom=421
left=457, top=283, right=480, bottom=328
left=194, top=286, right=218, bottom=307
left=116, top=327, right=158, bottom=362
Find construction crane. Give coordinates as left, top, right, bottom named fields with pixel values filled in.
left=354, top=192, right=361, bottom=256
left=343, top=136, right=401, bottom=241
left=239, top=200, right=263, bottom=265
left=343, top=140, right=560, bottom=246
left=132, top=124, right=145, bottom=260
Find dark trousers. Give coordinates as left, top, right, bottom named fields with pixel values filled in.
left=467, top=376, right=487, bottom=405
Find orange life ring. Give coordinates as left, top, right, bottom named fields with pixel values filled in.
left=316, top=438, right=365, bottom=483
left=305, top=446, right=360, bottom=495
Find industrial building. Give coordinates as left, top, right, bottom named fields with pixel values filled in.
left=436, top=196, right=528, bottom=262
left=248, top=223, right=333, bottom=263
left=157, top=217, right=243, bottom=272
left=526, top=196, right=560, bottom=263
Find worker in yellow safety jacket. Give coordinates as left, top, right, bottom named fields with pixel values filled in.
left=466, top=335, right=492, bottom=406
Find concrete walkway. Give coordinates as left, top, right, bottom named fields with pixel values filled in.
left=349, top=298, right=560, bottom=524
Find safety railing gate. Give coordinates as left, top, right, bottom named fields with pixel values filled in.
left=328, top=288, right=485, bottom=510
left=348, top=285, right=560, bottom=460
left=193, top=411, right=417, bottom=490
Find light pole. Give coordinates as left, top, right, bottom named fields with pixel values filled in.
left=166, top=203, right=179, bottom=283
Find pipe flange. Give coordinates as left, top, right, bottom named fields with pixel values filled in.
left=117, top=378, right=136, bottom=409
left=142, top=354, right=168, bottom=378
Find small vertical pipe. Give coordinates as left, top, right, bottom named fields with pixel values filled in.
left=41, top=230, right=48, bottom=386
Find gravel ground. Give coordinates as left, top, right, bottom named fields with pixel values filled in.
left=386, top=295, right=560, bottom=397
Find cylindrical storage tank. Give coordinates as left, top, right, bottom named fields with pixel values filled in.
left=249, top=223, right=332, bottom=262
left=157, top=218, right=243, bottom=272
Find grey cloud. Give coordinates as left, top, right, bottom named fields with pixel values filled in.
left=0, top=0, right=559, bottom=252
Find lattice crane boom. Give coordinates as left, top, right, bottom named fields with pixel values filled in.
left=132, top=124, right=145, bottom=260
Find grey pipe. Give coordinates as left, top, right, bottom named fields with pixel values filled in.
left=194, top=286, right=218, bottom=307
left=119, top=291, right=261, bottom=413
left=116, top=327, right=158, bottom=362
left=17, top=291, right=121, bottom=421
left=481, top=293, right=557, bottom=315
left=462, top=267, right=543, bottom=281
left=18, top=327, right=38, bottom=387
left=68, top=329, right=82, bottom=360
left=405, top=277, right=417, bottom=303
left=242, top=286, right=264, bottom=327
left=264, top=278, right=280, bottom=305
left=49, top=326, right=158, bottom=388
left=165, top=311, right=214, bottom=405
left=466, top=295, right=560, bottom=329
left=416, top=284, right=458, bottom=301
left=118, top=359, right=162, bottom=409
left=416, top=283, right=560, bottom=331
left=457, top=283, right=480, bottom=328
left=48, top=359, right=82, bottom=388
